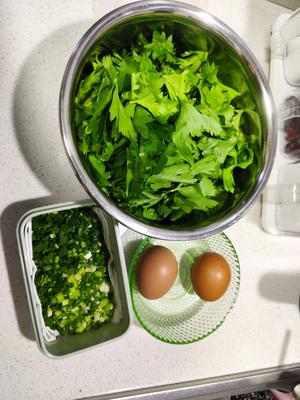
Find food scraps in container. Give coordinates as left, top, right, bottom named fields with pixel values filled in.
left=282, top=95, right=300, bottom=158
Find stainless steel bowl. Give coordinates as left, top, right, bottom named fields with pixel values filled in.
left=60, top=0, right=276, bottom=240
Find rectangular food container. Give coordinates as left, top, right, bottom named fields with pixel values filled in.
left=16, top=200, right=132, bottom=358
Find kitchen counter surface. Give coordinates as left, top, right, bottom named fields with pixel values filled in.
left=1, top=1, right=300, bottom=399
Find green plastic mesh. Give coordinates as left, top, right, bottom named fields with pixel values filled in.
left=129, top=233, right=240, bottom=344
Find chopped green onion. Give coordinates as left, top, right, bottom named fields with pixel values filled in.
left=32, top=208, right=114, bottom=335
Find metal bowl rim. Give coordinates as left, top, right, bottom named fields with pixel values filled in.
left=59, top=0, right=277, bottom=240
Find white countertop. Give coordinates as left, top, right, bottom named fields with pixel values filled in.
left=1, top=1, right=300, bottom=399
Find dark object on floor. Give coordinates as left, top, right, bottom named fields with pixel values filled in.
left=231, top=390, right=273, bottom=400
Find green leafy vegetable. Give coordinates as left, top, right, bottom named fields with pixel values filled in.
left=73, top=29, right=261, bottom=224
left=110, top=84, right=136, bottom=142
left=33, top=208, right=114, bottom=335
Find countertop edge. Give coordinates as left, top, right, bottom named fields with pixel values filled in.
left=78, top=365, right=300, bottom=400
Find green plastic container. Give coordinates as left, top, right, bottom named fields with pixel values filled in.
left=17, top=200, right=132, bottom=358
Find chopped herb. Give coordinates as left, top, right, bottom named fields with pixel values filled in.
left=73, top=29, right=261, bottom=223
left=32, top=208, right=114, bottom=335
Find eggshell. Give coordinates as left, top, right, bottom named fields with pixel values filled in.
left=135, top=245, right=178, bottom=300
left=191, top=252, right=231, bottom=301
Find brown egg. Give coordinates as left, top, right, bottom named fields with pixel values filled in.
left=191, top=252, right=231, bottom=301
left=135, top=245, right=178, bottom=300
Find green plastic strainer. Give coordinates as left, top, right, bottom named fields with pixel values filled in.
left=129, top=233, right=240, bottom=344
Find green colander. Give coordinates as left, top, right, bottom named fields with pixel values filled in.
left=129, top=233, right=240, bottom=344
